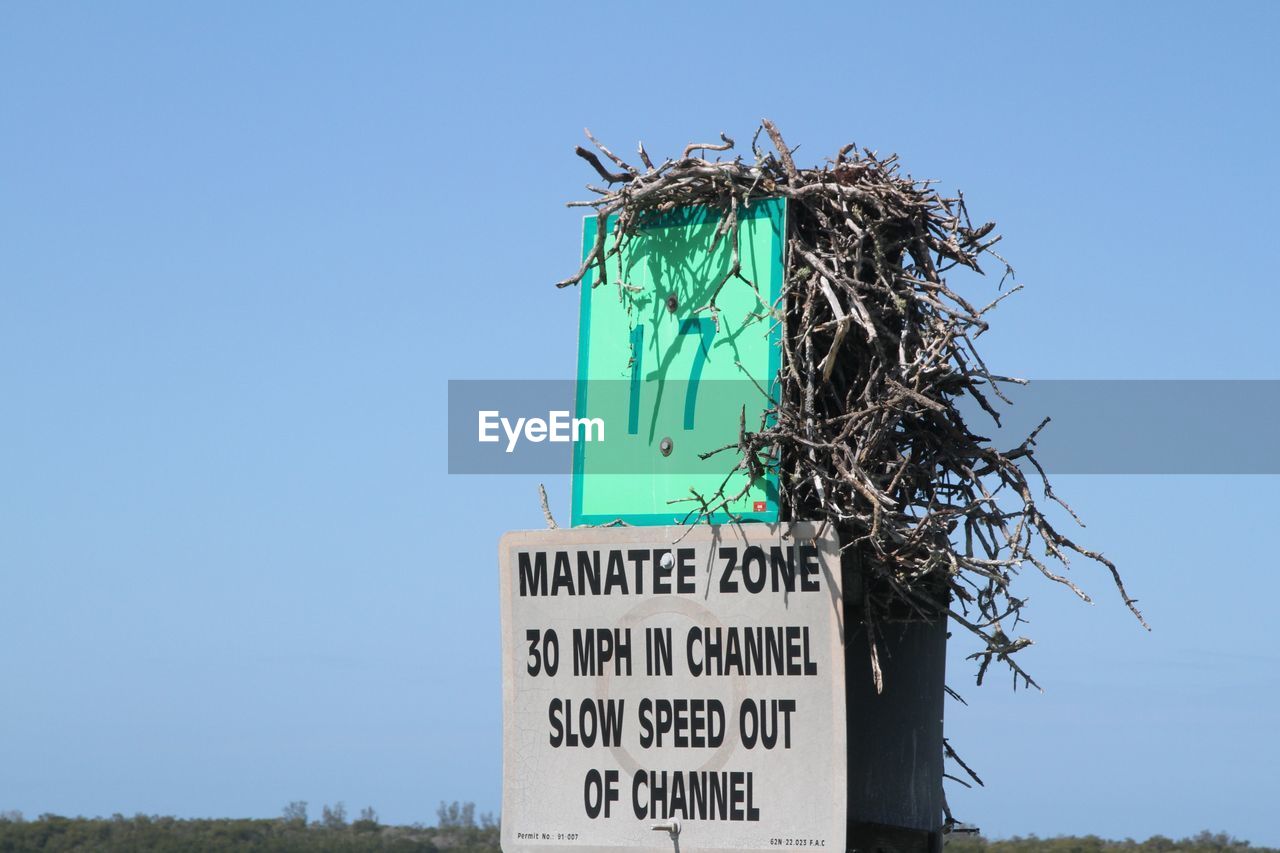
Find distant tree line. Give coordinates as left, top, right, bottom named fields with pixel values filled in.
left=947, top=831, right=1275, bottom=853
left=0, top=809, right=1273, bottom=853
left=0, top=801, right=498, bottom=852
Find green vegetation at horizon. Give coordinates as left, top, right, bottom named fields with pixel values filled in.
left=947, top=831, right=1274, bottom=853
left=0, top=806, right=1271, bottom=853
left=0, top=801, right=496, bottom=852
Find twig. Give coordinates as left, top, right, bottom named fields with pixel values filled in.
left=537, top=483, right=558, bottom=529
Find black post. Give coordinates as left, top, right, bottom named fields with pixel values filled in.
left=844, top=581, right=948, bottom=853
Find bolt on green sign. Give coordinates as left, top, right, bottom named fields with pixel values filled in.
left=571, top=198, right=787, bottom=527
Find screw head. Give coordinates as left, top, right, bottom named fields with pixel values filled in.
left=659, top=436, right=673, bottom=457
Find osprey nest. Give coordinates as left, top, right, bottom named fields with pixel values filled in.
left=557, top=120, right=1145, bottom=690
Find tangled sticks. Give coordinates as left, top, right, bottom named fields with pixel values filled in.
left=558, top=121, right=1146, bottom=690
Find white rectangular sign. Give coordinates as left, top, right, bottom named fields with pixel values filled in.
left=499, top=522, right=846, bottom=853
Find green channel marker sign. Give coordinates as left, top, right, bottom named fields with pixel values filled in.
left=572, top=198, right=787, bottom=527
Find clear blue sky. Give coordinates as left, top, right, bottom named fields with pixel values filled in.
left=3, top=0, right=1278, bottom=844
